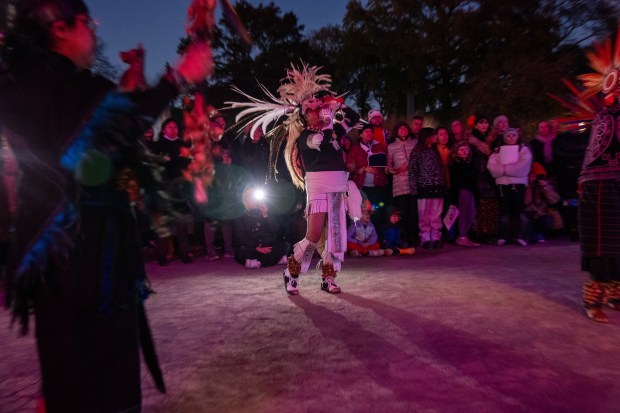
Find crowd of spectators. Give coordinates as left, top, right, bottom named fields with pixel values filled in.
left=0, top=106, right=589, bottom=272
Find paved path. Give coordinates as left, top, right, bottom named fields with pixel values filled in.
left=2, top=240, right=620, bottom=412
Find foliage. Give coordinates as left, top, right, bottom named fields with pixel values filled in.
left=190, top=0, right=620, bottom=127
left=199, top=1, right=321, bottom=109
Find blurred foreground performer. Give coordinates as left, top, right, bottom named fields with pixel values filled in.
left=227, top=63, right=362, bottom=295
left=571, top=27, right=620, bottom=323
left=0, top=0, right=214, bottom=411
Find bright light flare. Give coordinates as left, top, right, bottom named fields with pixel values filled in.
left=253, top=188, right=266, bottom=201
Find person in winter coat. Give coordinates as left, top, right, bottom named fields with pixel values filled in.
left=487, top=128, right=533, bottom=246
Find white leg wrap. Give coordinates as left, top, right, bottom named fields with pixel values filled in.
left=293, top=238, right=317, bottom=274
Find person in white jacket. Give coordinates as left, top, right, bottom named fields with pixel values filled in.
left=487, top=128, right=532, bottom=246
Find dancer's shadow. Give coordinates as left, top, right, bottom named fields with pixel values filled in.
left=290, top=295, right=519, bottom=410
left=334, top=293, right=613, bottom=413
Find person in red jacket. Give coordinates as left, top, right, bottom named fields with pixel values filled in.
left=346, top=124, right=389, bottom=223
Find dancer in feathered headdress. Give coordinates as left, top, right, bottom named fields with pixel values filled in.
left=561, top=25, right=620, bottom=323
left=227, top=62, right=362, bottom=295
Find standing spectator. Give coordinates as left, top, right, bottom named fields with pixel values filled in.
left=436, top=126, right=455, bottom=241
left=387, top=121, right=418, bottom=244
left=0, top=0, right=214, bottom=411
left=467, top=115, right=500, bottom=243
left=408, top=128, right=446, bottom=249
left=409, top=114, right=424, bottom=142
left=367, top=109, right=391, bottom=146
left=152, top=118, right=193, bottom=265
left=339, top=135, right=353, bottom=155
left=493, top=115, right=509, bottom=138
left=450, top=119, right=466, bottom=142
left=202, top=132, right=247, bottom=260
left=238, top=125, right=270, bottom=182
left=487, top=128, right=532, bottom=246
left=450, top=141, right=480, bottom=247
left=436, top=126, right=453, bottom=185
left=233, top=190, right=290, bottom=268
left=530, top=120, right=558, bottom=177
left=347, top=123, right=389, bottom=223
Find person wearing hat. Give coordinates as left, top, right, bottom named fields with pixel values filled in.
left=487, top=128, right=532, bottom=247
left=0, top=1, right=214, bottom=411
left=367, top=108, right=391, bottom=147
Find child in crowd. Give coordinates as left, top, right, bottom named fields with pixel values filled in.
left=347, top=209, right=393, bottom=256
left=487, top=128, right=532, bottom=246
left=449, top=141, right=480, bottom=247
left=380, top=207, right=415, bottom=255
left=525, top=162, right=562, bottom=243
left=408, top=128, right=446, bottom=249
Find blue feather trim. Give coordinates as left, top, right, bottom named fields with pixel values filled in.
left=61, top=92, right=135, bottom=172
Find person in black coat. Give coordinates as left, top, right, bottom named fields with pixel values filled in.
left=0, top=1, right=213, bottom=411
left=233, top=189, right=290, bottom=268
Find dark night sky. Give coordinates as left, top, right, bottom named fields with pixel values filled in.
left=88, top=0, right=349, bottom=80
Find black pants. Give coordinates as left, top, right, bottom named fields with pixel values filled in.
left=498, top=184, right=527, bottom=241
left=235, top=241, right=290, bottom=267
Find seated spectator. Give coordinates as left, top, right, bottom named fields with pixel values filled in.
left=347, top=209, right=392, bottom=256
left=380, top=207, right=415, bottom=255
left=233, top=189, right=290, bottom=269
left=525, top=162, right=563, bottom=243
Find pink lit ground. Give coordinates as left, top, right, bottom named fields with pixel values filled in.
left=2, top=239, right=620, bottom=413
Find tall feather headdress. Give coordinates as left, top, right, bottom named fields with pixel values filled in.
left=549, top=26, right=620, bottom=129
left=577, top=26, right=620, bottom=106
left=225, top=62, right=337, bottom=189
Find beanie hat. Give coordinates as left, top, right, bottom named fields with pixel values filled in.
left=367, top=109, right=383, bottom=121
left=493, top=115, right=508, bottom=129
left=504, top=128, right=519, bottom=138
left=360, top=123, right=374, bottom=133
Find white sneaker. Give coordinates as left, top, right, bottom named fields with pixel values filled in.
left=349, top=250, right=361, bottom=257
left=245, top=259, right=261, bottom=269
left=284, top=269, right=299, bottom=295
left=367, top=249, right=384, bottom=257
left=497, top=239, right=506, bottom=246
left=321, top=276, right=341, bottom=293
left=515, top=239, right=528, bottom=247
